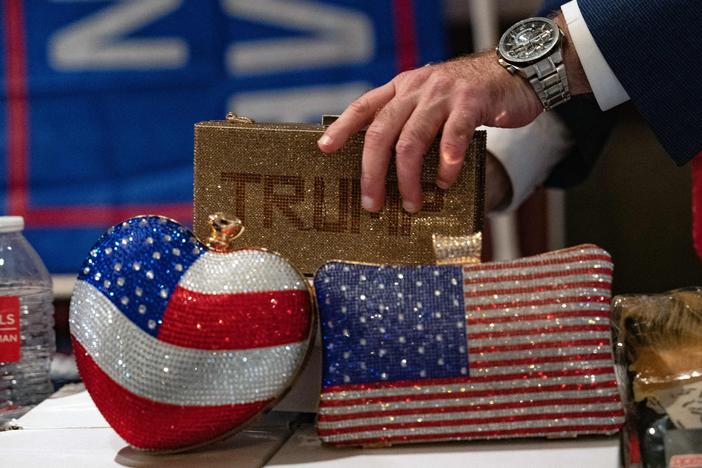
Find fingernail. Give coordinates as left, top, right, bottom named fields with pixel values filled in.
left=436, top=179, right=450, bottom=190
left=402, top=200, right=419, bottom=213
left=318, top=134, right=333, bottom=147
left=362, top=195, right=376, bottom=211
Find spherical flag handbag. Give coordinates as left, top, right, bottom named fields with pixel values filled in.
left=69, top=214, right=315, bottom=452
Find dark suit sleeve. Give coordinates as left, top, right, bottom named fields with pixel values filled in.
left=544, top=96, right=618, bottom=188
left=536, top=0, right=619, bottom=188
left=578, top=0, right=702, bottom=165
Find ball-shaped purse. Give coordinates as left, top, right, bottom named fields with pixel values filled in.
left=69, top=214, right=314, bottom=451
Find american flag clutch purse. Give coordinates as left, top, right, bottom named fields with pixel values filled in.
left=314, top=244, right=625, bottom=447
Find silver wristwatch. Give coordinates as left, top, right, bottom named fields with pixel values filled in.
left=497, top=17, right=570, bottom=110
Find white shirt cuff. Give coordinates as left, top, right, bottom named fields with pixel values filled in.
left=482, top=111, right=573, bottom=212
left=561, top=0, right=629, bottom=111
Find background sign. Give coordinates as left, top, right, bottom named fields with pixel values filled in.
left=1, top=0, right=445, bottom=273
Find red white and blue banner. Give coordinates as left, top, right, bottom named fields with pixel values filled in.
left=0, top=0, right=445, bottom=273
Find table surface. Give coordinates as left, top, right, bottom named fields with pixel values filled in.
left=0, top=387, right=622, bottom=467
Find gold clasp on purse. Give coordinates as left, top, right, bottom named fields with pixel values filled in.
left=225, top=112, right=255, bottom=124
left=206, top=212, right=244, bottom=253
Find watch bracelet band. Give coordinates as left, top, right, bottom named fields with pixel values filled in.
left=521, top=50, right=571, bottom=110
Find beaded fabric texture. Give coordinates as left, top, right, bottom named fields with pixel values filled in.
left=314, top=244, right=624, bottom=447
left=69, top=216, right=314, bottom=451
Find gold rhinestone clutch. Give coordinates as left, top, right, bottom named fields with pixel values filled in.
left=193, top=115, right=486, bottom=275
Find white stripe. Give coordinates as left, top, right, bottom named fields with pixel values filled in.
left=318, top=388, right=620, bottom=414
left=463, top=247, right=611, bottom=269
left=462, top=259, right=611, bottom=280
left=464, top=273, right=612, bottom=293
left=320, top=373, right=616, bottom=401
left=70, top=280, right=308, bottom=406
left=467, top=315, right=610, bottom=333
left=466, top=345, right=613, bottom=362
left=179, top=250, right=306, bottom=294
left=317, top=402, right=623, bottom=430
left=319, top=417, right=623, bottom=443
left=468, top=331, right=613, bottom=348
left=467, top=301, right=611, bottom=318
left=460, top=359, right=612, bottom=376
left=464, top=287, right=611, bottom=306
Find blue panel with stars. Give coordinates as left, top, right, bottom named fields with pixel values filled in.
left=77, top=216, right=204, bottom=337
left=315, top=262, right=468, bottom=387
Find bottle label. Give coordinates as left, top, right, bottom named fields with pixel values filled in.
left=0, top=296, right=20, bottom=362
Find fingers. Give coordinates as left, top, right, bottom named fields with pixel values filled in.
left=394, top=101, right=447, bottom=213
left=317, top=82, right=395, bottom=153
left=360, top=97, right=417, bottom=212
left=436, top=110, right=474, bottom=190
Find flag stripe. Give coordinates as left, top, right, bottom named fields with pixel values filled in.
left=468, top=317, right=609, bottom=333
left=72, top=339, right=270, bottom=451
left=464, top=345, right=616, bottom=362
left=462, top=261, right=612, bottom=282
left=317, top=395, right=623, bottom=421
left=321, top=378, right=618, bottom=402
left=324, top=424, right=624, bottom=445
left=317, top=410, right=625, bottom=436
left=70, top=280, right=307, bottom=406
left=468, top=324, right=610, bottom=340
left=158, top=286, right=311, bottom=350
left=469, top=332, right=612, bottom=349
left=465, top=281, right=611, bottom=298
left=458, top=361, right=612, bottom=377
left=463, top=253, right=611, bottom=272
left=463, top=267, right=613, bottom=285
left=468, top=310, right=611, bottom=325
left=468, top=338, right=609, bottom=354
left=319, top=388, right=621, bottom=414
left=465, top=289, right=611, bottom=306
left=465, top=295, right=610, bottom=310
left=469, top=352, right=613, bottom=368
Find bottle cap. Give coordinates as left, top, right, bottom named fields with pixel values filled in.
left=0, top=216, right=25, bottom=233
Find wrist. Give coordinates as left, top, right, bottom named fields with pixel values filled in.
left=485, top=151, right=513, bottom=212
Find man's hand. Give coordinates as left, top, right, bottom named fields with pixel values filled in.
left=317, top=51, right=542, bottom=213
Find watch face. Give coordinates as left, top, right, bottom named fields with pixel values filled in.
left=498, top=17, right=560, bottom=64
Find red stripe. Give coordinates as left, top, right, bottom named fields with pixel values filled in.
left=3, top=0, right=29, bottom=215
left=470, top=352, right=613, bottom=369
left=317, top=395, right=622, bottom=422
left=392, top=0, right=418, bottom=72
left=465, top=281, right=611, bottom=298
left=318, top=409, right=625, bottom=436
left=158, top=286, right=311, bottom=350
left=468, top=324, right=611, bottom=340
left=322, top=367, right=615, bottom=394
left=465, top=295, right=610, bottom=310
left=325, top=424, right=624, bottom=446
left=23, top=203, right=193, bottom=228
left=463, top=267, right=613, bottom=285
left=469, top=338, right=609, bottom=354
left=463, top=254, right=611, bottom=272
left=72, top=338, right=269, bottom=451
left=468, top=310, right=610, bottom=325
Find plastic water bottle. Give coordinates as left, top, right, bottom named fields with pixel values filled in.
left=0, top=216, right=55, bottom=424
